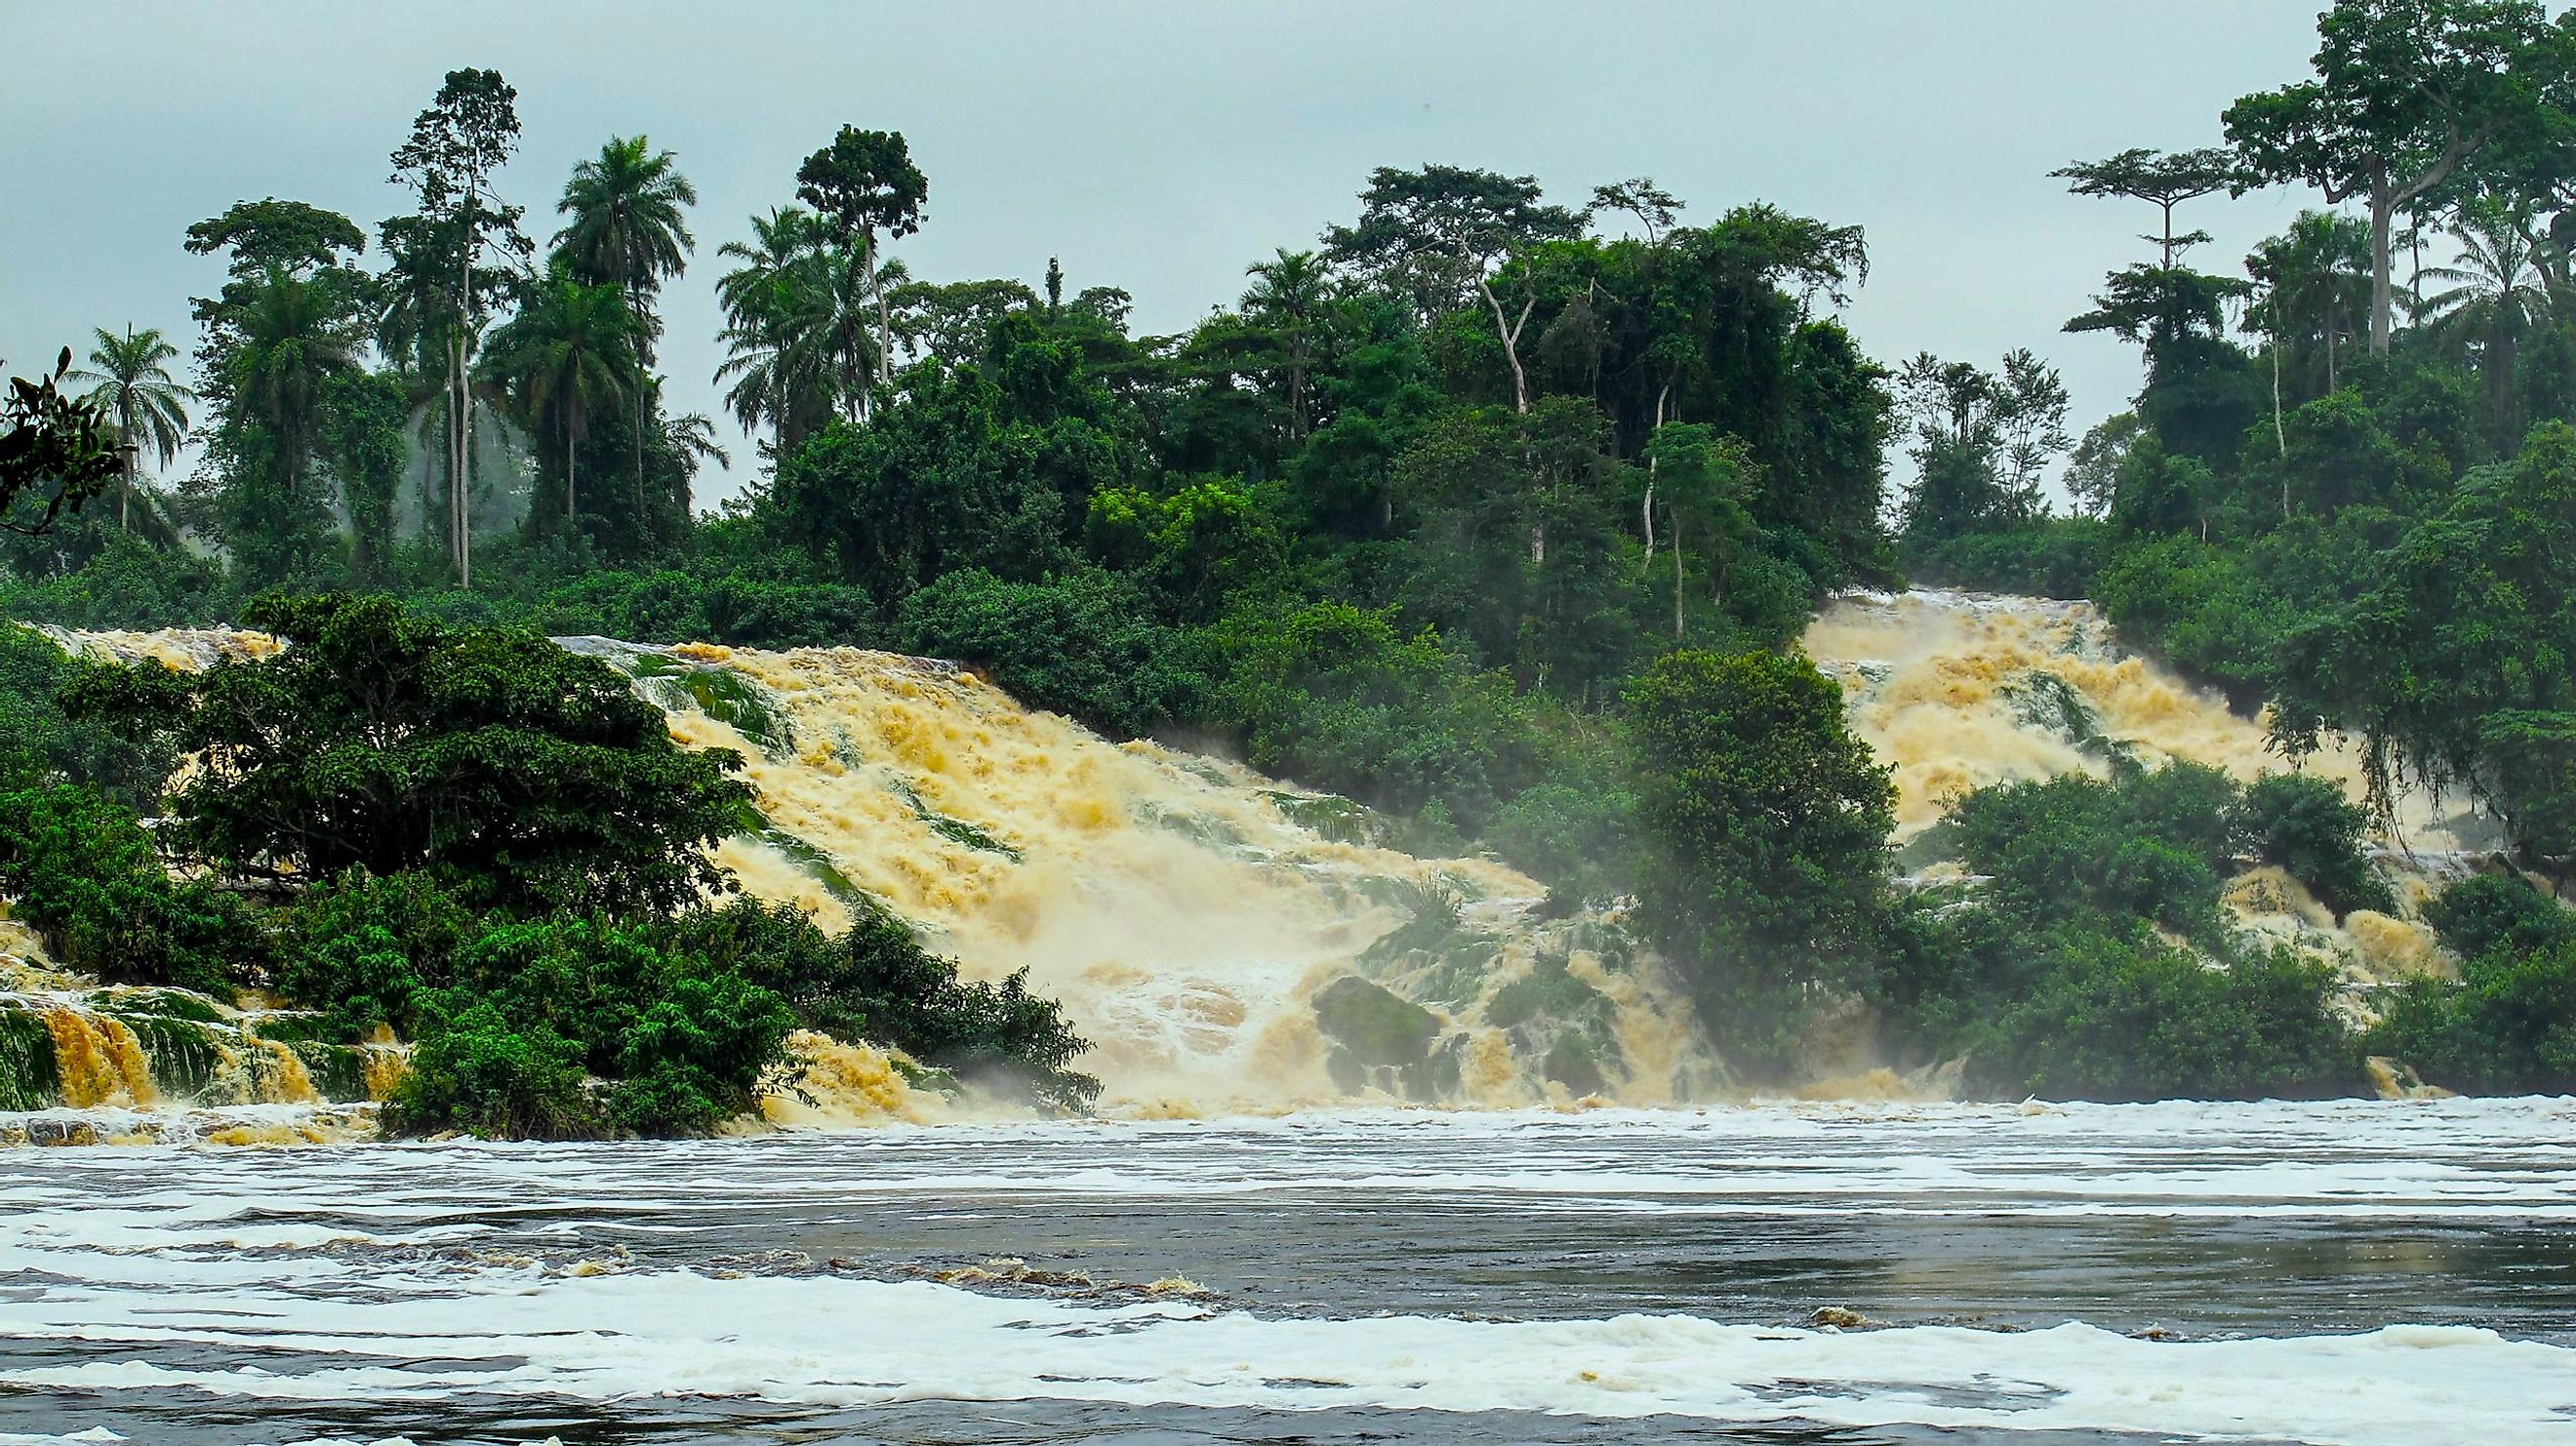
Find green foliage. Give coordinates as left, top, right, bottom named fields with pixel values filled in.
left=1908, top=518, right=2113, bottom=599
left=2, top=349, right=124, bottom=537
left=1624, top=649, right=1895, bottom=1069
left=662, top=896, right=1099, bottom=1111
left=2268, top=422, right=2576, bottom=859
left=387, top=913, right=795, bottom=1139
left=2230, top=773, right=2395, bottom=918
left=1935, top=914, right=2354, bottom=1101
left=278, top=869, right=480, bottom=1039
left=0, top=783, right=262, bottom=992
left=387, top=996, right=594, bottom=1140
left=67, top=592, right=754, bottom=913
left=0, top=625, right=174, bottom=805
left=1209, top=600, right=1550, bottom=835
left=2369, top=872, right=2576, bottom=1093
left=1898, top=761, right=2364, bottom=1100
left=896, top=568, right=1208, bottom=741
left=1946, top=766, right=2235, bottom=941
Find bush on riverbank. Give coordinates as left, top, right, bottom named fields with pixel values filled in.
left=2365, top=874, right=2576, bottom=1096
left=1890, top=762, right=2370, bottom=1100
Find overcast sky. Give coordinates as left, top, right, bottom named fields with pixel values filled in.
left=3, top=2, right=2339, bottom=508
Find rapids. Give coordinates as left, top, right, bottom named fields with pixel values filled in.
left=2, top=1099, right=2571, bottom=1444
left=0, top=589, right=2528, bottom=1129
left=1800, top=590, right=2495, bottom=994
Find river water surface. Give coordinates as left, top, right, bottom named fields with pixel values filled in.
left=4, top=1098, right=2573, bottom=1445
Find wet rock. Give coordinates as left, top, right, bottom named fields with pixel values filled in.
left=1312, top=976, right=1437, bottom=1068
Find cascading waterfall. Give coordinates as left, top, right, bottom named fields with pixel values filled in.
left=588, top=637, right=1718, bottom=1116
left=1801, top=589, right=2482, bottom=997
left=3, top=589, right=2510, bottom=1140
left=3, top=626, right=1723, bottom=1135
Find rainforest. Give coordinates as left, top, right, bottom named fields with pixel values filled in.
left=2, top=4, right=2573, bottom=1444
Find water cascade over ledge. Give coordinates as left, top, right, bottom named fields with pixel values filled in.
left=2, top=591, right=2512, bottom=1137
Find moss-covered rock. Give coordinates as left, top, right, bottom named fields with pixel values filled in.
left=1313, top=976, right=1437, bottom=1067
left=0, top=1006, right=62, bottom=1111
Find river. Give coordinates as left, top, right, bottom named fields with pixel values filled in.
left=4, top=1097, right=2571, bottom=1444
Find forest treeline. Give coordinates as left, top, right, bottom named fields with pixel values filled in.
left=3, top=0, right=2571, bottom=1124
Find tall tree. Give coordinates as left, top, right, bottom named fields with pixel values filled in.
left=480, top=262, right=635, bottom=523
left=794, top=127, right=927, bottom=394
left=1589, top=177, right=1684, bottom=245
left=714, top=206, right=875, bottom=441
left=2419, top=195, right=2557, bottom=443
left=1240, top=248, right=1332, bottom=439
left=1321, top=164, right=1585, bottom=413
left=387, top=67, right=530, bottom=588
left=2226, top=0, right=2561, bottom=354
left=69, top=326, right=193, bottom=531
left=2053, top=147, right=2240, bottom=268
left=227, top=269, right=361, bottom=576
left=554, top=136, right=698, bottom=518
left=2244, top=211, right=2378, bottom=405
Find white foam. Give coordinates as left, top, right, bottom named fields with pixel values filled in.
left=3, top=1267, right=2568, bottom=1444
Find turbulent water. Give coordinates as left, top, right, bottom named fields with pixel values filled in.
left=9, top=589, right=2519, bottom=1127
left=3, top=1100, right=2571, bottom=1444
left=1802, top=590, right=2497, bottom=993
left=7, top=595, right=2572, bottom=1441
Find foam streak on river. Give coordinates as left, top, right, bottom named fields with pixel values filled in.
left=3, top=1098, right=2572, bottom=1445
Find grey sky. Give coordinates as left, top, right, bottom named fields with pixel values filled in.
left=4, top=2, right=2338, bottom=508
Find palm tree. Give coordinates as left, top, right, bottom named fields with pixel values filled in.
left=480, top=265, right=634, bottom=523
left=229, top=270, right=360, bottom=513
left=713, top=207, right=863, bottom=457
left=662, top=411, right=729, bottom=519
left=69, top=325, right=193, bottom=530
left=1241, top=248, right=1330, bottom=439
left=2418, top=198, right=2556, bottom=444
left=2245, top=212, right=2376, bottom=407
left=378, top=213, right=471, bottom=564
left=555, top=137, right=697, bottom=513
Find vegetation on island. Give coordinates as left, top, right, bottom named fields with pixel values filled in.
left=6, top=0, right=2576, bottom=1124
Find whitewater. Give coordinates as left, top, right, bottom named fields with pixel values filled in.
left=6, top=590, right=2572, bottom=1441
left=4, top=1101, right=2572, bottom=1444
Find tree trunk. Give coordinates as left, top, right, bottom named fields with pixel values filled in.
left=2272, top=303, right=2288, bottom=465
left=632, top=278, right=650, bottom=530
left=1478, top=276, right=1534, bottom=414
left=2368, top=175, right=2396, bottom=356
left=568, top=422, right=578, bottom=522
left=869, top=229, right=892, bottom=388
left=1671, top=523, right=1685, bottom=640
left=1642, top=384, right=1668, bottom=561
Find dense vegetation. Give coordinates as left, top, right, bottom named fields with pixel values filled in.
left=0, top=602, right=1096, bottom=1137
left=7, top=0, right=2576, bottom=1115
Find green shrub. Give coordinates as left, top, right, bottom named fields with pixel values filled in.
left=2369, top=876, right=2576, bottom=1095
left=1624, top=649, right=1897, bottom=1073
left=386, top=995, right=596, bottom=1140
left=2422, top=873, right=2576, bottom=961
left=1946, top=764, right=2245, bottom=942
left=277, top=870, right=481, bottom=1039
left=1209, top=600, right=1559, bottom=838
left=1909, top=518, right=2113, bottom=599
left=384, top=914, right=797, bottom=1140
left=0, top=783, right=262, bottom=992
left=65, top=592, right=757, bottom=914
left=2368, top=941, right=2576, bottom=1095
left=0, top=625, right=175, bottom=805
left=1938, top=916, right=2353, bottom=1100
left=660, top=897, right=1100, bottom=1112
left=896, top=567, right=1209, bottom=740
left=2228, top=773, right=2395, bottom=918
